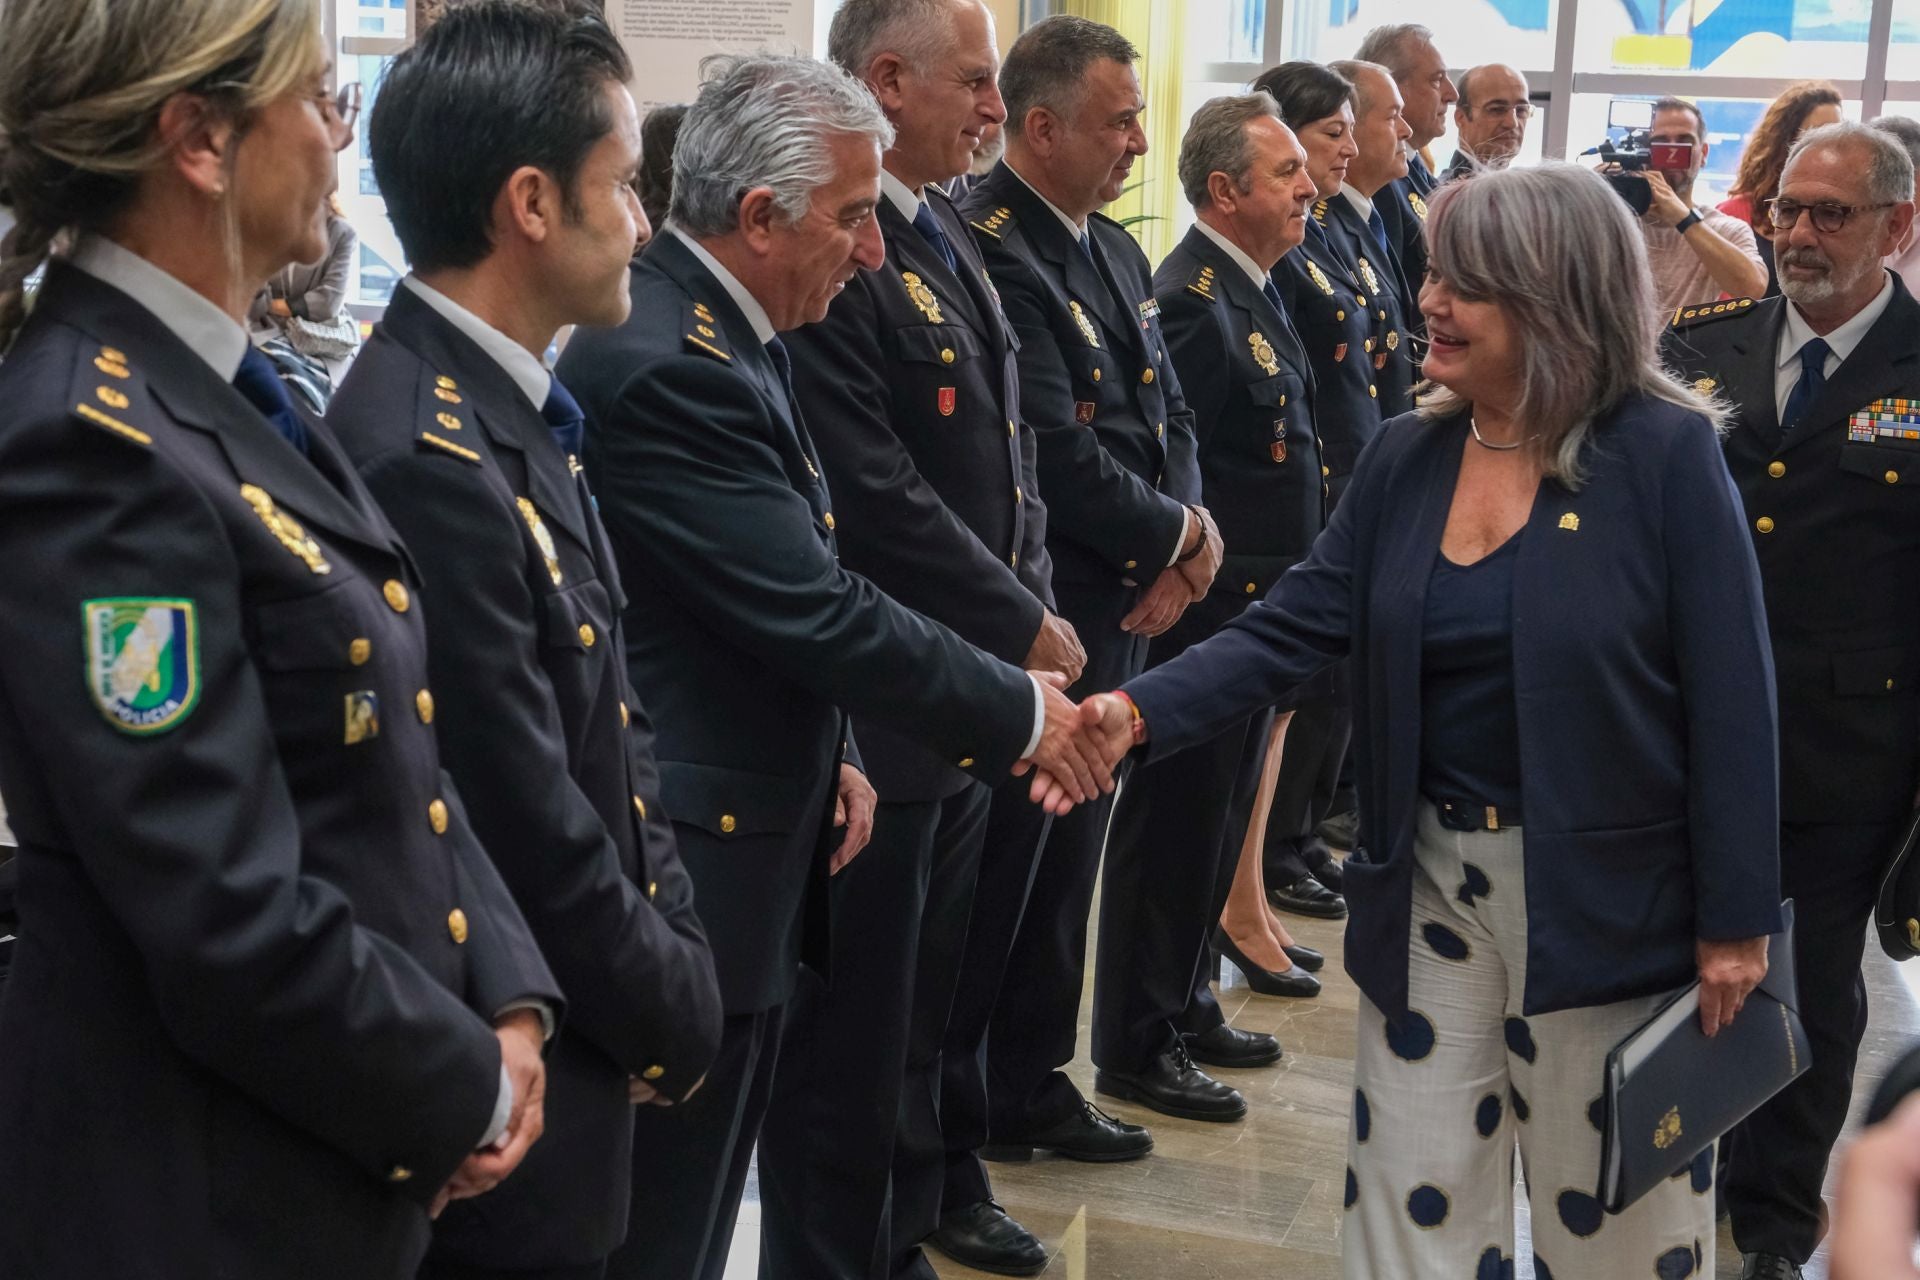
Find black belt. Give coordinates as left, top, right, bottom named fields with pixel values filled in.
left=1432, top=798, right=1522, bottom=831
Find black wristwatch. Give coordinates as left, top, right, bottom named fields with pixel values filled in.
left=1674, top=208, right=1703, bottom=235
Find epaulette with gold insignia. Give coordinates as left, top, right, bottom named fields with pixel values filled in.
left=1311, top=199, right=1330, bottom=226
left=970, top=205, right=1015, bottom=240
left=683, top=298, right=731, bottom=362
left=413, top=369, right=483, bottom=464
left=1669, top=297, right=1758, bottom=329
left=68, top=341, right=153, bottom=447
left=1185, top=263, right=1219, bottom=301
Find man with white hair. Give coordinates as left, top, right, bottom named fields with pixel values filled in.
left=1663, top=120, right=1920, bottom=1280
left=1354, top=22, right=1455, bottom=328
left=557, top=53, right=1110, bottom=1280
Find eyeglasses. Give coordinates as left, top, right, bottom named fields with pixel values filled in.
left=320, top=81, right=363, bottom=131
left=1477, top=101, right=1534, bottom=122
left=1764, top=197, right=1895, bottom=233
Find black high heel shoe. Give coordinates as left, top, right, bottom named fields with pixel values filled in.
left=1282, top=943, right=1325, bottom=972
left=1213, top=928, right=1321, bottom=998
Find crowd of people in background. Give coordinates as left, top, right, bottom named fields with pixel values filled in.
left=0, top=3, right=1917, bottom=1280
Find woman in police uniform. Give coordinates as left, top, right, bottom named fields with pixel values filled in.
left=0, top=2, right=559, bottom=1276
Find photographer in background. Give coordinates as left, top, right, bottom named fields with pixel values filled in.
left=1627, top=97, right=1768, bottom=311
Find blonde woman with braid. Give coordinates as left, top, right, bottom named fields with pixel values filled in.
left=0, top=2, right=561, bottom=1273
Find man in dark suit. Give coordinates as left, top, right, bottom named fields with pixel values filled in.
left=329, top=9, right=723, bottom=1278
left=1322, top=60, right=1418, bottom=408
left=1663, top=123, right=1920, bottom=1280
left=948, top=13, right=1222, bottom=1184
left=556, top=53, right=1110, bottom=1280
left=1355, top=22, right=1454, bottom=332
left=1093, top=92, right=1324, bottom=1122
left=756, top=3, right=1079, bottom=1277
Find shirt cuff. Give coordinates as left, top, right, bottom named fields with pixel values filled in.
left=1165, top=508, right=1189, bottom=568
left=494, top=998, right=556, bottom=1042
left=1023, top=672, right=1047, bottom=758
left=478, top=1063, right=513, bottom=1150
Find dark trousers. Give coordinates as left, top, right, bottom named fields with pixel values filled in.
left=981, top=581, right=1145, bottom=1137
left=1180, top=714, right=1279, bottom=1037
left=936, top=778, right=1054, bottom=1218
left=1725, top=818, right=1900, bottom=1262
left=1094, top=700, right=1273, bottom=1070
left=1263, top=693, right=1350, bottom=880
left=608, top=1005, right=786, bottom=1280
left=421, top=1261, right=607, bottom=1280
left=757, top=785, right=992, bottom=1280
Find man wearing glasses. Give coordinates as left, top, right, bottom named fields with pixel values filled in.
left=1443, top=63, right=1530, bottom=180
left=1663, top=121, right=1919, bottom=1280
left=1633, top=97, right=1768, bottom=312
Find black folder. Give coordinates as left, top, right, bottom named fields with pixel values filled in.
left=1872, top=807, right=1920, bottom=961
left=1596, top=903, right=1807, bottom=1213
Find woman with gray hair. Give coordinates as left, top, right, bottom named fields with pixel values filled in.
left=1066, top=162, right=1782, bottom=1280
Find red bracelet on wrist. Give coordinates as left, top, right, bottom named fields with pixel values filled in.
left=1111, top=691, right=1148, bottom=745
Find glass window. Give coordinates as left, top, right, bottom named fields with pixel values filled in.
left=1888, top=0, right=1920, bottom=78
left=1573, top=0, right=1870, bottom=79
left=1561, top=93, right=1861, bottom=204
left=332, top=2, right=408, bottom=308
left=1186, top=0, right=1267, bottom=65
left=1283, top=0, right=1555, bottom=72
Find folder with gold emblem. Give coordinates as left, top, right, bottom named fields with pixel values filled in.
left=1597, top=903, right=1806, bottom=1213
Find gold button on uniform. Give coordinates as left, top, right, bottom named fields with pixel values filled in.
left=824, top=513, right=836, bottom=531
left=620, top=702, right=630, bottom=727
left=1322, top=465, right=1331, bottom=477
left=429, top=799, right=449, bottom=834
left=383, top=580, right=410, bottom=613
left=648, top=881, right=659, bottom=900
left=1007, top=420, right=1016, bottom=438
left=415, top=690, right=434, bottom=723
left=1092, top=368, right=1102, bottom=382
left=579, top=623, right=596, bottom=647
left=1755, top=516, right=1775, bottom=534
left=388, top=1166, right=413, bottom=1183
left=349, top=637, right=372, bottom=666
left=1015, top=487, right=1023, bottom=504
left=1887, top=470, right=1901, bottom=485
left=1244, top=581, right=1257, bottom=594
left=1141, top=368, right=1154, bottom=384
left=720, top=814, right=737, bottom=834
left=633, top=795, right=648, bottom=821
left=643, top=1064, right=665, bottom=1080
left=1768, top=461, right=1786, bottom=478
left=447, top=908, right=469, bottom=945
left=940, top=348, right=955, bottom=364
left=958, top=757, right=975, bottom=768
left=1368, top=385, right=1378, bottom=398
left=1124, top=559, right=1137, bottom=570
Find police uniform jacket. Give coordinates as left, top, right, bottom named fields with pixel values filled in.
left=961, top=162, right=1199, bottom=590
left=329, top=283, right=724, bottom=1268
left=556, top=232, right=1039, bottom=1014
left=1318, top=195, right=1417, bottom=417
left=784, top=185, right=1053, bottom=804
left=1272, top=216, right=1398, bottom=503
left=0, top=258, right=561, bottom=1279
left=1121, top=396, right=1782, bottom=1020
left=1662, top=277, right=1920, bottom=824
left=1379, top=163, right=1434, bottom=334
left=1152, top=226, right=1324, bottom=630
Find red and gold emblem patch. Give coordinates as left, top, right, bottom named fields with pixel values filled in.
left=938, top=387, right=956, bottom=417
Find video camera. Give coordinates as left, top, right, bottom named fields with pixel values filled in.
left=1581, top=101, right=1698, bottom=215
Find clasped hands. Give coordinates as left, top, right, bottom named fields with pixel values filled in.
left=1121, top=505, right=1222, bottom=637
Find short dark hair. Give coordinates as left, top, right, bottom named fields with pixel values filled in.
left=370, top=0, right=631, bottom=272
left=1652, top=96, right=1705, bottom=138
left=1251, top=61, right=1355, bottom=133
left=999, top=14, right=1136, bottom=132
left=637, top=104, right=686, bottom=232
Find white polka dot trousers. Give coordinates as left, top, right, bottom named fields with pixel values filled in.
left=1342, top=804, right=1715, bottom=1280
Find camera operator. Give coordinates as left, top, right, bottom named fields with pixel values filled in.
left=1623, top=97, right=1768, bottom=311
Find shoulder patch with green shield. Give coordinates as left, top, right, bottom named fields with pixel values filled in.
left=83, top=598, right=200, bottom=734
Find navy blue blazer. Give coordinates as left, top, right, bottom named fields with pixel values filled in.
left=1124, top=393, right=1784, bottom=1018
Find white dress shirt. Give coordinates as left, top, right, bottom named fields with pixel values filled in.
left=69, top=235, right=250, bottom=380
left=1774, top=270, right=1895, bottom=421
left=402, top=276, right=551, bottom=411
left=1193, top=217, right=1271, bottom=293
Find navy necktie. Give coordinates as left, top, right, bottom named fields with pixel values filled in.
left=232, top=347, right=310, bottom=457
left=1366, top=207, right=1392, bottom=260
left=1782, top=337, right=1831, bottom=431
left=541, top=376, right=586, bottom=460
left=1078, top=231, right=1097, bottom=265
left=1262, top=277, right=1286, bottom=317
left=912, top=201, right=958, bottom=274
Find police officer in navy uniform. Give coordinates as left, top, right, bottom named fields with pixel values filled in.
left=951, top=14, right=1224, bottom=1180
left=557, top=54, right=1109, bottom=1280
left=1321, top=60, right=1419, bottom=394
left=757, top=4, right=1080, bottom=1278
left=1354, top=22, right=1456, bottom=339
left=1661, top=122, right=1920, bottom=1280
left=328, top=9, right=724, bottom=1279
left=1093, top=92, right=1326, bottom=1124
left=0, top=2, right=562, bottom=1274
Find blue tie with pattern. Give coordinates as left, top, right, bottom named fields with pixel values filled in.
left=541, top=375, right=586, bottom=460
left=232, top=347, right=310, bottom=456
left=1781, top=337, right=1830, bottom=431
left=912, top=201, right=958, bottom=274
left=1262, top=277, right=1286, bottom=317
left=1366, top=207, right=1392, bottom=261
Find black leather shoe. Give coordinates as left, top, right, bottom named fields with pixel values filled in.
left=981, top=1100, right=1153, bottom=1163
left=1315, top=808, right=1359, bottom=851
left=1267, top=872, right=1347, bottom=919
left=926, top=1200, right=1048, bottom=1277
left=1740, top=1253, right=1803, bottom=1280
left=1215, top=929, right=1323, bottom=998
left=1095, top=1041, right=1247, bottom=1122
left=1184, top=1022, right=1282, bottom=1068
left=1283, top=944, right=1325, bottom=972
left=1300, top=836, right=1344, bottom=893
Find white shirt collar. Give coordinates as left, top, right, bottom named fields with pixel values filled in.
left=401, top=276, right=551, bottom=411
left=880, top=168, right=925, bottom=225
left=669, top=227, right=776, bottom=345
left=1338, top=184, right=1376, bottom=222
left=1777, top=270, right=1896, bottom=373
left=68, top=234, right=250, bottom=380
left=1193, top=218, right=1271, bottom=293
left=1005, top=160, right=1088, bottom=240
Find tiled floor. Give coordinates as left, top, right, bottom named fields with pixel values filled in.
left=725, top=905, right=1920, bottom=1279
